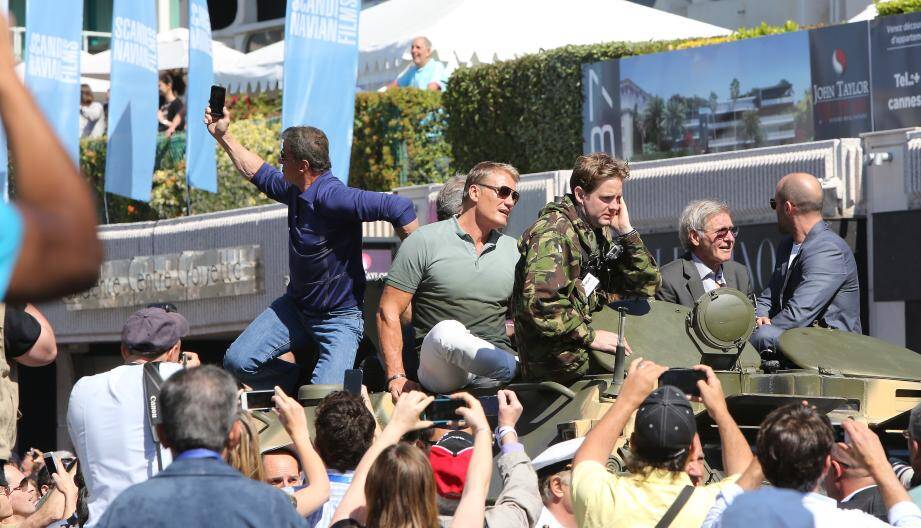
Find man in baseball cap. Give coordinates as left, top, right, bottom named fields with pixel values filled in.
left=66, top=306, right=199, bottom=526
left=571, top=359, right=753, bottom=528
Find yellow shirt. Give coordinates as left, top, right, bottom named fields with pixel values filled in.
left=572, top=461, right=739, bottom=528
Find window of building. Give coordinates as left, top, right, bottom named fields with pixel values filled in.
left=257, top=0, right=286, bottom=21
left=209, top=0, right=237, bottom=30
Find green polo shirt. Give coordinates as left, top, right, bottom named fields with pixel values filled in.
left=386, top=217, right=519, bottom=353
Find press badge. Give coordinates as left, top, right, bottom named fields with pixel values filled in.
left=582, top=273, right=600, bottom=296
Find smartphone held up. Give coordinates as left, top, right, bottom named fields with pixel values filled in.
left=209, top=85, right=226, bottom=117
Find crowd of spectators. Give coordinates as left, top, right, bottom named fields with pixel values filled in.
left=5, top=6, right=921, bottom=526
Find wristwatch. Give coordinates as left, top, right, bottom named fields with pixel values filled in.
left=386, top=373, right=407, bottom=387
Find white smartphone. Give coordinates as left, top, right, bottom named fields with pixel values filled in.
left=240, top=390, right=275, bottom=411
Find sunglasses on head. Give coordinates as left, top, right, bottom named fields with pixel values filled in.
left=475, top=183, right=520, bottom=204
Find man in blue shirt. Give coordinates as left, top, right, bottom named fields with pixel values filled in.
left=390, top=36, right=449, bottom=92
left=205, top=107, right=418, bottom=391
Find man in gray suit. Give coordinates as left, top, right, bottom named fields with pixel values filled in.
left=750, top=172, right=861, bottom=353
left=656, top=199, right=752, bottom=308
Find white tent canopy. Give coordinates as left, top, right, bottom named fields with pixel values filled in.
left=848, top=3, right=877, bottom=22
left=82, top=27, right=246, bottom=76
left=218, top=0, right=731, bottom=93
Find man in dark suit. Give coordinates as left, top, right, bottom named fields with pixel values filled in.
left=750, top=172, right=861, bottom=353
left=656, top=200, right=752, bottom=308
left=826, top=441, right=887, bottom=520
left=96, top=366, right=308, bottom=528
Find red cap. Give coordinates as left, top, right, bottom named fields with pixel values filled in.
left=427, top=431, right=474, bottom=499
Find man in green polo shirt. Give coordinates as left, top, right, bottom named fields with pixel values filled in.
left=377, top=162, right=522, bottom=400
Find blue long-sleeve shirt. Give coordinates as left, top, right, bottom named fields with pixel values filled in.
left=251, top=163, right=416, bottom=314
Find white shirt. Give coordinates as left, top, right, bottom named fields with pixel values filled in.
left=306, top=469, right=354, bottom=528
left=67, top=362, right=182, bottom=527
left=788, top=243, right=803, bottom=269
left=703, top=483, right=921, bottom=528
left=842, top=485, right=879, bottom=503
left=692, top=253, right=726, bottom=292
left=536, top=506, right=566, bottom=528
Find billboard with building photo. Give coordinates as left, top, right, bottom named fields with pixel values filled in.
left=617, top=31, right=814, bottom=161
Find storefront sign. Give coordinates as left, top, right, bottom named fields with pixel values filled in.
left=64, top=245, right=263, bottom=310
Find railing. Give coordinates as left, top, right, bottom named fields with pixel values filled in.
left=394, top=138, right=864, bottom=236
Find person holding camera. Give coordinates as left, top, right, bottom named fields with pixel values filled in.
left=512, top=153, right=660, bottom=384
left=331, top=391, right=493, bottom=528
left=66, top=307, right=199, bottom=526
left=571, top=359, right=751, bottom=528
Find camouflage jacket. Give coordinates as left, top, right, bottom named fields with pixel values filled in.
left=512, top=195, right=660, bottom=382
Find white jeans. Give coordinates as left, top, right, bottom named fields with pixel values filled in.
left=417, top=320, right=519, bottom=394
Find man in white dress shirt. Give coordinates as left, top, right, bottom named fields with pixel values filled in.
left=67, top=307, right=198, bottom=526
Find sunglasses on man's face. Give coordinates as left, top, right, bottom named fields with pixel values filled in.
left=475, top=183, right=520, bottom=204
left=770, top=198, right=777, bottom=210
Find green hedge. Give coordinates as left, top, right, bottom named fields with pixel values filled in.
left=877, top=0, right=921, bottom=16
left=80, top=118, right=279, bottom=223
left=443, top=24, right=799, bottom=174
left=350, top=88, right=452, bottom=191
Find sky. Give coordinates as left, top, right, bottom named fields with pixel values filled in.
left=620, top=30, right=811, bottom=104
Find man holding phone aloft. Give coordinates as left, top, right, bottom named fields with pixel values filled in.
left=571, top=359, right=752, bottom=528
left=204, top=106, right=418, bottom=393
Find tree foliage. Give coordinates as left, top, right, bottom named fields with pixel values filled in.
left=876, top=0, right=921, bottom=16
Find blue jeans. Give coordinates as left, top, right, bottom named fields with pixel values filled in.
left=223, top=295, right=364, bottom=392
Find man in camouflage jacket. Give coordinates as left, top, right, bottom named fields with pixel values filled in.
left=512, top=154, right=660, bottom=382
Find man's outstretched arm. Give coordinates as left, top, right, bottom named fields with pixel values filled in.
left=204, top=106, right=266, bottom=181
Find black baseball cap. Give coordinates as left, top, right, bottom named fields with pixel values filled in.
left=909, top=402, right=921, bottom=442
left=634, top=385, right=697, bottom=460
left=121, top=307, right=189, bottom=354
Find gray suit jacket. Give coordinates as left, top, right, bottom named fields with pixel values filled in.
left=655, top=253, right=753, bottom=308
left=750, top=221, right=861, bottom=352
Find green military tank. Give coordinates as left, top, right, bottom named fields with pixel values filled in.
left=255, top=287, right=921, bottom=493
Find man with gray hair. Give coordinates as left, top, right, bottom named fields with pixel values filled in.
left=95, top=366, right=308, bottom=527
left=378, top=162, right=522, bottom=399
left=435, top=174, right=466, bottom=221
left=656, top=199, right=752, bottom=308
left=389, top=36, right=448, bottom=91
left=205, top=103, right=418, bottom=393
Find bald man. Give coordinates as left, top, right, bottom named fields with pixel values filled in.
left=389, top=36, right=448, bottom=91
left=750, top=172, right=861, bottom=353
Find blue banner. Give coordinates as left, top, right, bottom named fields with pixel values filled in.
left=186, top=0, right=216, bottom=193
left=105, top=0, right=158, bottom=201
left=0, top=0, right=8, bottom=202
left=282, top=0, right=360, bottom=183
left=24, top=0, right=82, bottom=164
